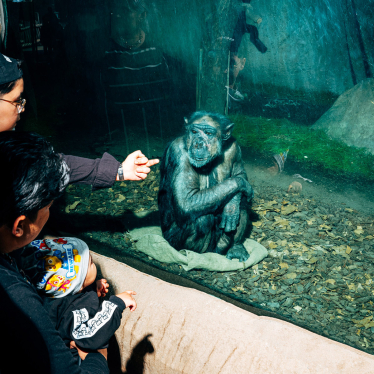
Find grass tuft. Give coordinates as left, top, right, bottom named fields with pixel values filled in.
left=231, top=114, right=374, bottom=181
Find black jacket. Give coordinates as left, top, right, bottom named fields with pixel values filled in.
left=0, top=253, right=109, bottom=374
left=44, top=290, right=126, bottom=350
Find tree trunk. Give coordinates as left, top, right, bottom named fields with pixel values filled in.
left=198, top=0, right=239, bottom=114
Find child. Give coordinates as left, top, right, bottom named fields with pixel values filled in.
left=23, top=236, right=136, bottom=355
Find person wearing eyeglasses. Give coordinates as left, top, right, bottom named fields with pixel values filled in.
left=0, top=53, right=156, bottom=371
left=0, top=55, right=26, bottom=132
left=0, top=53, right=159, bottom=188
left=0, top=96, right=26, bottom=116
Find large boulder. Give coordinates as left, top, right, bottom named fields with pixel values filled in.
left=312, top=78, right=374, bottom=154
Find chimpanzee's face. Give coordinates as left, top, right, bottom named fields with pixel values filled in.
left=186, top=116, right=222, bottom=168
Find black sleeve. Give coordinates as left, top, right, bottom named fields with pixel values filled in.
left=0, top=270, right=109, bottom=374
left=62, top=153, right=120, bottom=190
left=63, top=292, right=126, bottom=350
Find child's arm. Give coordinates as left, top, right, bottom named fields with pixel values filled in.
left=114, top=290, right=137, bottom=312
left=63, top=291, right=128, bottom=351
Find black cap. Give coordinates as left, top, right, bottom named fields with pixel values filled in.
left=0, top=54, right=23, bottom=86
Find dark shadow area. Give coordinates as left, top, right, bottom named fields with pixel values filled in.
left=46, top=199, right=161, bottom=235
left=125, top=334, right=155, bottom=374
left=107, top=335, right=123, bottom=374
left=101, top=326, right=155, bottom=374
left=0, top=283, right=58, bottom=372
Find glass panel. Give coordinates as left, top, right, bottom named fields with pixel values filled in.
left=6, top=0, right=374, bottom=356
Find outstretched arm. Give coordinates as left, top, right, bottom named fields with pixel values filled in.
left=63, top=151, right=159, bottom=190
left=63, top=153, right=120, bottom=190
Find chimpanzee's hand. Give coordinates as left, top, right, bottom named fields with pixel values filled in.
left=235, top=177, right=254, bottom=202
left=220, top=193, right=241, bottom=232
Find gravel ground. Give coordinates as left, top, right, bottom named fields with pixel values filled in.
left=52, top=159, right=374, bottom=356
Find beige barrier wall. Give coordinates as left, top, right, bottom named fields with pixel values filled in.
left=92, top=252, right=374, bottom=374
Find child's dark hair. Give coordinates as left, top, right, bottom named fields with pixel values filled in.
left=0, top=132, right=69, bottom=226
left=0, top=79, right=18, bottom=96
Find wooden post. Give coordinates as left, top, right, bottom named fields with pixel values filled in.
left=198, top=0, right=238, bottom=114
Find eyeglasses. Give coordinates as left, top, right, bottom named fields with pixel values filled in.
left=0, top=98, right=26, bottom=113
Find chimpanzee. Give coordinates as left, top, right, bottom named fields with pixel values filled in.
left=158, top=111, right=254, bottom=262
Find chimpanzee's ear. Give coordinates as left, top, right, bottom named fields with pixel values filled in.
left=184, top=117, right=188, bottom=124
left=222, top=123, right=235, bottom=140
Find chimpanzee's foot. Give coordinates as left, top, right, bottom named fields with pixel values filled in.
left=214, top=234, right=232, bottom=255
left=226, top=244, right=250, bottom=262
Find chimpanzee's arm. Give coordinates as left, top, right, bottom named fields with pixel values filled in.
left=220, top=193, right=242, bottom=232
left=171, top=142, right=252, bottom=220
left=220, top=144, right=252, bottom=231
left=230, top=143, right=250, bottom=182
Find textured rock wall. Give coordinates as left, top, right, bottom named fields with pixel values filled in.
left=239, top=0, right=374, bottom=95
left=152, top=0, right=374, bottom=96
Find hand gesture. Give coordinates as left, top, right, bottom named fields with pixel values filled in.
left=119, top=150, right=159, bottom=181
left=96, top=279, right=109, bottom=298
left=115, top=290, right=137, bottom=311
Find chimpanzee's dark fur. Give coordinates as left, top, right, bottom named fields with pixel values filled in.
left=158, top=111, right=254, bottom=261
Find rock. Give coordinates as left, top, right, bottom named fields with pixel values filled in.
left=313, top=79, right=374, bottom=154
left=246, top=275, right=261, bottom=285
left=267, top=302, right=280, bottom=309
left=296, top=284, right=304, bottom=293
left=355, top=296, right=373, bottom=304
left=287, top=181, right=302, bottom=193
left=283, top=298, right=294, bottom=307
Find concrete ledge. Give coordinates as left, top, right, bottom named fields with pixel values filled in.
left=92, top=252, right=374, bottom=374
